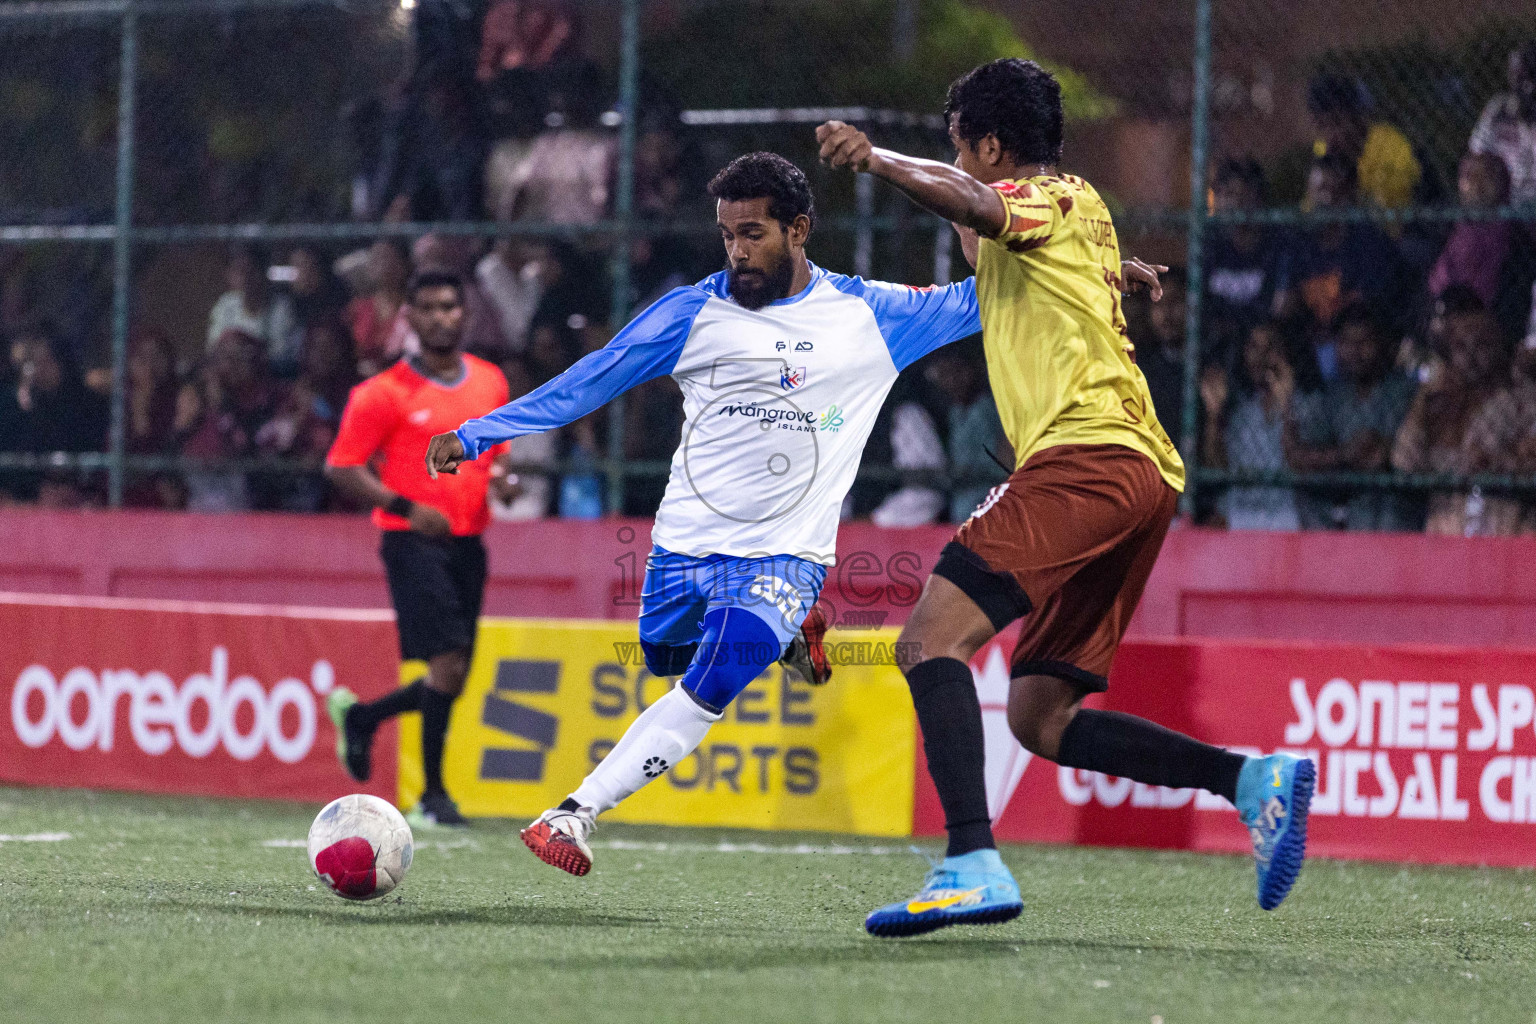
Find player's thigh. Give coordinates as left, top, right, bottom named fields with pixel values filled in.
left=710, top=553, right=827, bottom=656
left=895, top=572, right=1000, bottom=671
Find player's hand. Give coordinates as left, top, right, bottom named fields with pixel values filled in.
left=425, top=431, right=465, bottom=479
left=408, top=503, right=452, bottom=538
left=1121, top=258, right=1168, bottom=301
left=1199, top=364, right=1229, bottom=416
left=816, top=121, right=876, bottom=173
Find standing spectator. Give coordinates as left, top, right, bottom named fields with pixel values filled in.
left=1133, top=266, right=1196, bottom=464
left=489, top=76, right=615, bottom=226
left=1428, top=152, right=1536, bottom=345
left=255, top=320, right=359, bottom=511
left=1202, top=322, right=1315, bottom=531
left=476, top=0, right=578, bottom=85
left=1287, top=305, right=1417, bottom=530
left=869, top=402, right=946, bottom=528
left=1307, top=72, right=1423, bottom=210
left=283, top=245, right=350, bottom=342
left=1469, top=43, right=1536, bottom=206
left=1278, top=154, right=1407, bottom=377
left=411, top=234, right=509, bottom=361
left=1205, top=159, right=1288, bottom=353
left=207, top=244, right=300, bottom=372
left=123, top=328, right=185, bottom=509
left=924, top=340, right=1008, bottom=523
left=177, top=328, right=281, bottom=513
left=346, top=239, right=414, bottom=375
left=1392, top=307, right=1529, bottom=535
left=2, top=322, right=109, bottom=505
left=476, top=238, right=557, bottom=355
left=372, top=72, right=487, bottom=223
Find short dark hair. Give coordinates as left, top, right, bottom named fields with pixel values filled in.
left=1213, top=156, right=1266, bottom=199
left=707, top=152, right=816, bottom=231
left=1307, top=72, right=1371, bottom=116
left=1312, top=151, right=1358, bottom=187
left=1336, top=302, right=1391, bottom=341
left=944, top=58, right=1063, bottom=166
left=407, top=269, right=464, bottom=304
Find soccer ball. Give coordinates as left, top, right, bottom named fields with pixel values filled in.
left=307, top=794, right=414, bottom=901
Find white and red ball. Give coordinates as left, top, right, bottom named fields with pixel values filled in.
left=308, top=794, right=414, bottom=900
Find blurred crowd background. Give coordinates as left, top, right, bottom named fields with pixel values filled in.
left=2, top=0, right=1535, bottom=535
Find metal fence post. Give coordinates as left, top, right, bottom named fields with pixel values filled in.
left=604, top=0, right=641, bottom=515
left=107, top=2, right=139, bottom=508
left=1179, top=0, right=1212, bottom=518
left=853, top=173, right=874, bottom=279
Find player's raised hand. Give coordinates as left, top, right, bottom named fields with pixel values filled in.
left=816, top=121, right=875, bottom=173
left=1121, top=258, right=1169, bottom=301
left=425, top=431, right=466, bottom=479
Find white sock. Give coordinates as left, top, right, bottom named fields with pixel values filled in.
left=571, top=683, right=722, bottom=814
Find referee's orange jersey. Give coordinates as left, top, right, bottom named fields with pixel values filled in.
left=327, top=355, right=510, bottom=536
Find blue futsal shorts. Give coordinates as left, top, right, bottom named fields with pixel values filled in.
left=638, top=546, right=827, bottom=659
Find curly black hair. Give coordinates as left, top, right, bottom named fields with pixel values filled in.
left=707, top=152, right=816, bottom=231
left=944, top=58, right=1063, bottom=166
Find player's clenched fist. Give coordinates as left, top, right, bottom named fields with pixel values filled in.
left=425, top=431, right=466, bottom=479
left=816, top=120, right=877, bottom=173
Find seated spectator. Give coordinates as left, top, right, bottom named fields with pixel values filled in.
left=1132, top=266, right=1195, bottom=464
left=1469, top=43, right=1536, bottom=206
left=176, top=329, right=281, bottom=513
left=411, top=235, right=509, bottom=361
left=282, top=245, right=350, bottom=342
left=2, top=321, right=109, bottom=505
left=923, top=340, right=1008, bottom=523
left=345, top=239, right=413, bottom=375
left=1278, top=153, right=1407, bottom=377
left=1287, top=305, right=1417, bottom=530
left=1307, top=72, right=1424, bottom=209
left=1202, top=321, right=1317, bottom=531
left=489, top=76, right=616, bottom=226
left=254, top=320, right=358, bottom=512
left=490, top=357, right=554, bottom=521
left=207, top=244, right=300, bottom=372
left=1205, top=158, right=1288, bottom=352
left=1428, top=152, right=1536, bottom=345
left=123, top=328, right=185, bottom=509
left=1392, top=307, right=1533, bottom=535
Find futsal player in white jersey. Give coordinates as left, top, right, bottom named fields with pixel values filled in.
left=425, top=152, right=1161, bottom=876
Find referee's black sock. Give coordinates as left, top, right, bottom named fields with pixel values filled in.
left=1056, top=709, right=1245, bottom=803
left=354, top=679, right=423, bottom=730
left=907, top=658, right=995, bottom=858
left=420, top=686, right=454, bottom=796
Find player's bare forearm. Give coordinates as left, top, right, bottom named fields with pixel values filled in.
left=324, top=463, right=395, bottom=510
left=816, top=121, right=1005, bottom=237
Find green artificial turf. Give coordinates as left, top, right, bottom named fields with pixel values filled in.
left=1, top=786, right=1533, bottom=1024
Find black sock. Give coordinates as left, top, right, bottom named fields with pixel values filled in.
left=907, top=658, right=995, bottom=857
left=420, top=686, right=454, bottom=796
left=353, top=679, right=423, bottom=729
left=1056, top=709, right=1245, bottom=803
left=558, top=797, right=581, bottom=812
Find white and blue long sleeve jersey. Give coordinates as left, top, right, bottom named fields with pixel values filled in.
left=457, top=263, right=980, bottom=564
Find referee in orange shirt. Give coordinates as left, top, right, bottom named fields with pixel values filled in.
left=323, top=269, right=515, bottom=826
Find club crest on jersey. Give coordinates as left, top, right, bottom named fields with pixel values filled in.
left=780, top=365, right=807, bottom=390
left=819, top=404, right=844, bottom=432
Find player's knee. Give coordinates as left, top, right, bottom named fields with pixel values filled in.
left=642, top=640, right=698, bottom=678
left=1006, top=680, right=1077, bottom=759
left=428, top=650, right=470, bottom=697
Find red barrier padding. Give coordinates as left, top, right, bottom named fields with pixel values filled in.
left=0, top=592, right=399, bottom=803
left=913, top=636, right=1536, bottom=867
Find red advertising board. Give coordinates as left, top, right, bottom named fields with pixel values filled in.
left=0, top=593, right=399, bottom=803
left=915, top=637, right=1536, bottom=867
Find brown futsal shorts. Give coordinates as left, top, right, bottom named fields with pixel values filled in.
left=933, top=443, right=1179, bottom=692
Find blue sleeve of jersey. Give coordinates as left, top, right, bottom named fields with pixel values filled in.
left=455, top=286, right=706, bottom=459
left=828, top=275, right=981, bottom=371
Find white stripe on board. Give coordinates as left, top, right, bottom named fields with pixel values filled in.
left=0, top=832, right=71, bottom=842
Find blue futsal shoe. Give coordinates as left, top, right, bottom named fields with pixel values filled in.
left=1236, top=753, right=1316, bottom=910
left=865, top=849, right=1023, bottom=938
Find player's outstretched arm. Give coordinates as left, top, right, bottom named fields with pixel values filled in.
left=434, top=286, right=707, bottom=473
left=817, top=121, right=1007, bottom=237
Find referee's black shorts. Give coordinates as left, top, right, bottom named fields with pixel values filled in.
left=380, top=530, right=488, bottom=662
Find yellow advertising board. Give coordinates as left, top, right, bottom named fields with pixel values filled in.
left=398, top=619, right=916, bottom=836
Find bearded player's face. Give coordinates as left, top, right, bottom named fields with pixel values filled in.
left=718, top=197, right=797, bottom=311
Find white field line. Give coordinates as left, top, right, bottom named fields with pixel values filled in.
left=0, top=832, right=71, bottom=842
left=262, top=839, right=307, bottom=848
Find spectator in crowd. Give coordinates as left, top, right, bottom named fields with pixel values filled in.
left=1287, top=305, right=1417, bottom=530
left=1428, top=152, right=1536, bottom=345
left=1278, top=153, right=1407, bottom=377
left=122, top=328, right=185, bottom=509
left=924, top=339, right=1009, bottom=523
left=1205, top=158, right=1288, bottom=355
left=1307, top=72, right=1423, bottom=210
left=489, top=356, right=553, bottom=521
left=255, top=320, right=360, bottom=511
left=176, top=328, right=280, bottom=512
left=411, top=234, right=509, bottom=361
left=373, top=71, right=487, bottom=223
left=476, top=239, right=551, bottom=354
left=476, top=0, right=579, bottom=85
left=869, top=401, right=946, bottom=528
left=1392, top=306, right=1533, bottom=535
left=283, top=245, right=350, bottom=342
left=346, top=239, right=414, bottom=375
left=1469, top=42, right=1536, bottom=206
left=1132, top=266, right=1196, bottom=465
left=1, top=321, right=109, bottom=505
left=1202, top=321, right=1317, bottom=531
left=207, top=244, right=300, bottom=372
left=488, top=70, right=615, bottom=226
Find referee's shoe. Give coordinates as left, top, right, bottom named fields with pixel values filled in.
left=327, top=688, right=373, bottom=782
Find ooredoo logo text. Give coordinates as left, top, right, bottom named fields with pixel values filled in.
left=10, top=647, right=330, bottom=763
